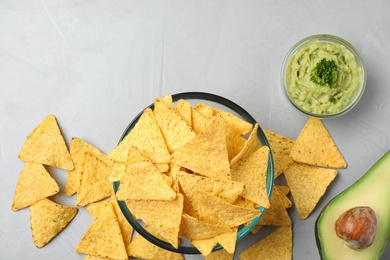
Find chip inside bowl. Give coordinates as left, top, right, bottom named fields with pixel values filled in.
left=110, top=93, right=274, bottom=255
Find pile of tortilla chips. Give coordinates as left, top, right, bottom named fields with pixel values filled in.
left=239, top=116, right=346, bottom=259
left=106, top=94, right=272, bottom=258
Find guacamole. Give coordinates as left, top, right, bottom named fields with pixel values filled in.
left=286, top=40, right=361, bottom=115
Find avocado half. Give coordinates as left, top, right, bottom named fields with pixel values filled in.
left=315, top=151, right=390, bottom=260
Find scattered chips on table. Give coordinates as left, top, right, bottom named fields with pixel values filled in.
left=12, top=163, right=59, bottom=211
left=284, top=162, right=337, bottom=219
left=264, top=129, right=295, bottom=178
left=18, top=114, right=74, bottom=170
left=76, top=201, right=127, bottom=260
left=239, top=226, right=292, bottom=260
left=30, top=198, right=78, bottom=248
left=290, top=117, right=347, bottom=168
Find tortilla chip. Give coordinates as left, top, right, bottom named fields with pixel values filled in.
left=257, top=186, right=292, bottom=227
left=161, top=93, right=173, bottom=108
left=12, top=163, right=59, bottom=211
left=226, top=135, right=247, bottom=161
left=214, top=109, right=253, bottom=137
left=171, top=116, right=231, bottom=181
left=76, top=152, right=113, bottom=207
left=214, top=228, right=238, bottom=254
left=108, top=108, right=170, bottom=164
left=110, top=200, right=133, bottom=255
left=230, top=123, right=259, bottom=166
left=204, top=249, right=233, bottom=260
left=230, top=146, right=270, bottom=208
left=128, top=231, right=184, bottom=260
left=126, top=194, right=184, bottom=248
left=284, top=162, right=337, bottom=219
left=30, top=198, right=78, bottom=248
left=179, top=213, right=232, bottom=241
left=174, top=99, right=192, bottom=127
left=191, top=238, right=218, bottom=256
left=115, top=151, right=176, bottom=201
left=76, top=201, right=127, bottom=260
left=275, top=185, right=292, bottom=209
left=191, top=108, right=214, bottom=134
left=65, top=137, right=109, bottom=196
left=18, top=114, right=74, bottom=170
left=106, top=161, right=126, bottom=182
left=239, top=226, right=292, bottom=260
left=194, top=103, right=214, bottom=117
left=177, top=171, right=244, bottom=204
left=154, top=98, right=196, bottom=153
left=190, top=190, right=261, bottom=227
left=155, top=163, right=169, bottom=173
left=264, top=129, right=295, bottom=178
left=290, top=117, right=347, bottom=168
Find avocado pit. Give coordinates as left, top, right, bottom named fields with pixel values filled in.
left=335, top=206, right=377, bottom=250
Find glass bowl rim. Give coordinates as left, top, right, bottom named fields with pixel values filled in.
left=281, top=34, right=367, bottom=119
left=113, top=91, right=275, bottom=254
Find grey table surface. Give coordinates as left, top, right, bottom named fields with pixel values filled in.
left=1, top=1, right=390, bottom=259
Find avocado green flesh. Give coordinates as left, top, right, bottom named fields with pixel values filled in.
left=316, top=151, right=390, bottom=260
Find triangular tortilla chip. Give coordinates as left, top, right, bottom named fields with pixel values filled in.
left=30, top=198, right=78, bottom=248
left=264, top=129, right=295, bottom=178
left=174, top=99, right=192, bottom=127
left=115, top=150, right=176, bottom=201
left=191, top=108, right=214, bottom=134
left=177, top=171, right=244, bottom=204
left=12, top=163, right=60, bottom=211
left=154, top=98, right=196, bottom=153
left=214, top=228, right=238, bottom=254
left=179, top=213, right=232, bottom=241
left=204, top=249, right=234, bottom=260
left=190, top=190, right=261, bottom=227
left=76, top=152, right=113, bottom=207
left=290, top=117, right=347, bottom=168
left=108, top=108, right=170, bottom=163
left=191, top=237, right=218, bottom=256
left=284, top=163, right=337, bottom=219
left=239, top=226, right=292, bottom=260
left=257, top=186, right=292, bottom=227
left=65, top=137, right=110, bottom=196
left=171, top=116, right=231, bottom=181
left=126, top=194, right=183, bottom=248
left=76, top=201, right=127, bottom=260
left=18, top=114, right=74, bottom=170
left=230, top=123, right=259, bottom=166
left=231, top=146, right=270, bottom=208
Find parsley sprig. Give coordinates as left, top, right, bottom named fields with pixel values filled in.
left=311, top=58, right=337, bottom=87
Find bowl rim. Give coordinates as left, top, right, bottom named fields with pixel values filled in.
left=281, top=34, right=367, bottom=119
left=113, top=91, right=275, bottom=254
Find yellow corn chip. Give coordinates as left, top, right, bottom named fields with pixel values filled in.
left=230, top=123, right=259, bottom=166
left=108, top=108, right=170, bottom=164
left=18, top=114, right=74, bottom=170
left=257, top=186, right=292, bottom=227
left=155, top=162, right=170, bottom=173
left=30, top=198, right=78, bottom=248
left=191, top=237, right=218, bottom=256
left=177, top=171, right=244, bottom=204
left=115, top=152, right=176, bottom=201
left=239, top=226, right=292, bottom=260
left=191, top=108, right=214, bottom=134
left=179, top=213, right=232, bottom=241
left=174, top=99, right=192, bottom=127
left=264, top=129, right=295, bottom=178
left=76, top=201, right=127, bottom=260
left=154, top=98, right=196, bottom=153
left=284, top=163, right=337, bottom=219
left=204, top=249, right=233, bottom=260
left=65, top=137, right=109, bottom=196
left=106, top=161, right=126, bottom=182
left=226, top=135, right=247, bottom=161
left=214, top=109, right=253, bottom=137
left=161, top=93, right=173, bottom=108
left=128, top=230, right=184, bottom=260
left=231, top=146, right=270, bottom=208
left=76, top=152, right=113, bottom=207
left=214, top=228, right=238, bottom=254
left=12, top=163, right=59, bottom=211
left=126, top=194, right=183, bottom=248
left=171, top=116, right=231, bottom=181
left=290, top=117, right=347, bottom=168
left=275, top=185, right=292, bottom=208
left=190, top=190, right=261, bottom=228
left=194, top=103, right=214, bottom=117
left=232, top=196, right=257, bottom=209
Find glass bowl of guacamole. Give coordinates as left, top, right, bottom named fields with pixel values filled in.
left=281, top=34, right=366, bottom=118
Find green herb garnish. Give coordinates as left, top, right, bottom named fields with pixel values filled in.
left=311, top=58, right=337, bottom=87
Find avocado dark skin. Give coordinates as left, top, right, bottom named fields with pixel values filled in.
left=315, top=151, right=390, bottom=260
